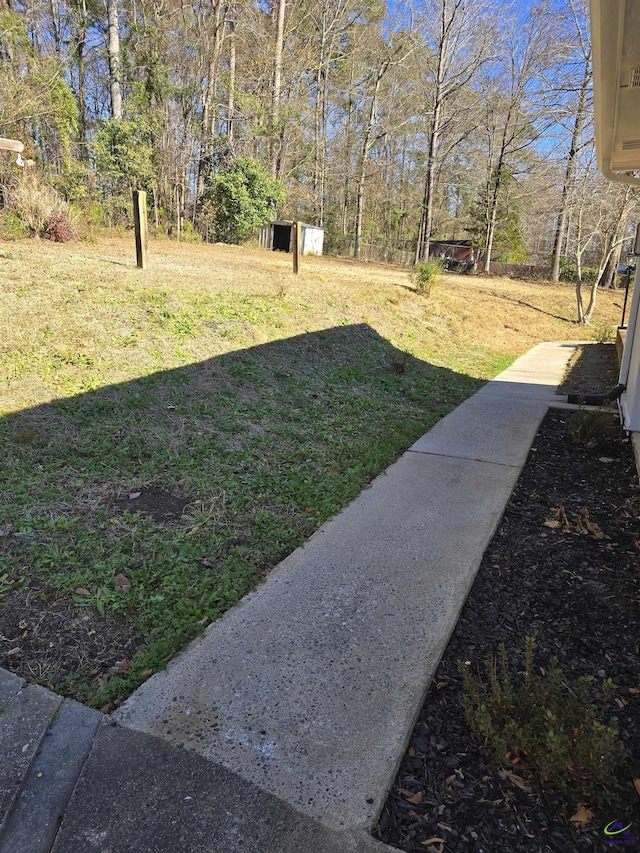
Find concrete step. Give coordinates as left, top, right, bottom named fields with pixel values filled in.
left=0, top=668, right=101, bottom=853
left=51, top=722, right=395, bottom=853
left=0, top=672, right=61, bottom=834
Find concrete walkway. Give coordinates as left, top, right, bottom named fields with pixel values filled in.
left=0, top=342, right=582, bottom=853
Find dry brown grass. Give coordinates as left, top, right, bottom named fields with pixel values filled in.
left=0, top=235, right=623, bottom=415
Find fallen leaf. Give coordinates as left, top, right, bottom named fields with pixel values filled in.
left=74, top=587, right=91, bottom=596
left=112, top=659, right=130, bottom=675
left=570, top=803, right=594, bottom=826
left=128, top=492, right=141, bottom=500
left=435, top=681, right=449, bottom=689
left=616, top=697, right=628, bottom=709
left=553, top=504, right=569, bottom=524
left=140, top=668, right=153, bottom=679
left=398, top=788, right=424, bottom=806
left=543, top=519, right=561, bottom=529
left=114, top=573, right=131, bottom=591
left=629, top=687, right=640, bottom=694
left=634, top=778, right=640, bottom=796
left=498, top=768, right=531, bottom=793
left=421, top=839, right=445, bottom=847
left=5, top=647, right=21, bottom=656
left=444, top=774, right=456, bottom=786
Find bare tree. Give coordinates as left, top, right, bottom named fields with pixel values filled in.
left=270, top=0, right=286, bottom=176
left=106, top=0, right=122, bottom=119
left=549, top=0, right=592, bottom=282
left=415, top=0, right=494, bottom=263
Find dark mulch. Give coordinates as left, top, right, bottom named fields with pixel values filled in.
left=557, top=343, right=620, bottom=396
left=376, top=344, right=640, bottom=853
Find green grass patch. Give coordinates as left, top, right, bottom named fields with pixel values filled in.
left=2, top=238, right=620, bottom=706
left=1, top=323, right=480, bottom=705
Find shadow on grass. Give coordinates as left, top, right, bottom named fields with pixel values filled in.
left=475, top=288, right=575, bottom=323
left=0, top=324, right=484, bottom=705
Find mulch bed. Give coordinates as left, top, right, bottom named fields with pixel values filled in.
left=376, top=344, right=640, bottom=853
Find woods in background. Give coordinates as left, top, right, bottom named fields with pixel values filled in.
left=0, top=0, right=637, bottom=291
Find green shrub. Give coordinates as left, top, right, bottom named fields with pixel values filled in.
left=1, top=213, right=26, bottom=240
left=201, top=156, right=285, bottom=244
left=460, top=638, right=623, bottom=810
left=559, top=257, right=597, bottom=283
left=180, top=220, right=202, bottom=243
left=410, top=259, right=442, bottom=296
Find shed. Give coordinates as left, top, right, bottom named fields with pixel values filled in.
left=429, top=240, right=475, bottom=264
left=259, top=221, right=324, bottom=256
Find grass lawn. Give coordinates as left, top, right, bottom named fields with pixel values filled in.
left=0, top=237, right=625, bottom=707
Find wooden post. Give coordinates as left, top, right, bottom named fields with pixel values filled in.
left=133, top=189, right=148, bottom=270
left=292, top=220, right=301, bottom=274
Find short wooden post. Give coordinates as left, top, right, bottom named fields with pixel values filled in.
left=292, top=220, right=301, bottom=274
left=133, top=189, right=148, bottom=270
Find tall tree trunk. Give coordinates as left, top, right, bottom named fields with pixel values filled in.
left=416, top=1, right=447, bottom=264
left=549, top=52, right=591, bottom=281
left=0, top=0, right=14, bottom=61
left=107, top=0, right=123, bottom=120
left=415, top=93, right=441, bottom=263
left=341, top=60, right=356, bottom=238
left=354, top=57, right=390, bottom=259
left=227, top=17, right=236, bottom=147
left=73, top=0, right=89, bottom=158
left=196, top=0, right=225, bottom=204
left=270, top=0, right=286, bottom=177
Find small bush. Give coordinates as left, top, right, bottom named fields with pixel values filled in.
left=45, top=210, right=75, bottom=242
left=460, top=638, right=623, bottom=811
left=567, top=409, right=614, bottom=448
left=1, top=213, right=26, bottom=240
left=410, top=259, right=442, bottom=296
left=594, top=324, right=616, bottom=344
left=180, top=220, right=202, bottom=243
left=559, top=257, right=597, bottom=283
left=5, top=172, right=69, bottom=236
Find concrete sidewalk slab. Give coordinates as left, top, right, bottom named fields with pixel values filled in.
left=116, top=452, right=522, bottom=830
left=409, top=395, right=551, bottom=466
left=51, top=722, right=396, bottom=853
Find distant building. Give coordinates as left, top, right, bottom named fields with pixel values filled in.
left=429, top=240, right=475, bottom=268
left=259, top=221, right=324, bottom=256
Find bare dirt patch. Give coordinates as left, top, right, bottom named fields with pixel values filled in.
left=111, top=487, right=193, bottom=522
left=0, top=584, right=141, bottom=695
